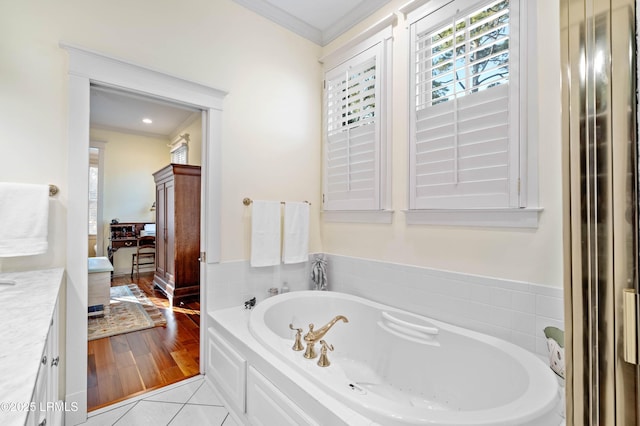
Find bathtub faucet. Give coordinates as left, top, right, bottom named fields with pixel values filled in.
left=303, top=315, right=348, bottom=359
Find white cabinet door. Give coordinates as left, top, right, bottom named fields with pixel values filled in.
left=247, top=367, right=318, bottom=426
left=207, top=329, right=246, bottom=413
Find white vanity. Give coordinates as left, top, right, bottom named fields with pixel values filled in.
left=0, top=268, right=64, bottom=426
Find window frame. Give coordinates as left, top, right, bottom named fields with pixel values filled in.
left=321, top=15, right=395, bottom=223
left=405, top=0, right=541, bottom=227
left=89, top=140, right=106, bottom=254
left=171, top=142, right=188, bottom=164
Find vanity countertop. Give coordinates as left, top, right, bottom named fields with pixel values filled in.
left=0, top=268, right=64, bottom=426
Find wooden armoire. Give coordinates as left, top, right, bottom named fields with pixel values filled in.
left=153, top=164, right=201, bottom=304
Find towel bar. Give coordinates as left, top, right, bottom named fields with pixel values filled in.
left=49, top=184, right=59, bottom=197
left=242, top=197, right=310, bottom=206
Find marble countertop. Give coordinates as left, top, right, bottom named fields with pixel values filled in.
left=0, top=268, right=64, bottom=426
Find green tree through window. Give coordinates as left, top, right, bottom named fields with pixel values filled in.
left=417, top=0, right=510, bottom=108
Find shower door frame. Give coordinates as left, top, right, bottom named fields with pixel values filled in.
left=561, top=0, right=639, bottom=424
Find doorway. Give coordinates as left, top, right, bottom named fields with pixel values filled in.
left=63, top=43, right=226, bottom=425
left=87, top=86, right=203, bottom=410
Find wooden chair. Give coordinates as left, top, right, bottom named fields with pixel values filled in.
left=131, top=236, right=156, bottom=279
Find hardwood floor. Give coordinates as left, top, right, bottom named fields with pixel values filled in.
left=87, top=273, right=200, bottom=411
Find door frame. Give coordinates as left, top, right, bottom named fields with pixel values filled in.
left=62, top=42, right=226, bottom=425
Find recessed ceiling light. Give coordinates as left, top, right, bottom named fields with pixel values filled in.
left=142, top=118, right=153, bottom=124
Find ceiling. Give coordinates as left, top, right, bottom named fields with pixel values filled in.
left=232, top=0, right=392, bottom=46
left=90, top=86, right=199, bottom=139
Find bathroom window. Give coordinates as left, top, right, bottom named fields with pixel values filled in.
left=406, top=0, right=538, bottom=226
left=88, top=153, right=99, bottom=236
left=321, top=19, right=393, bottom=222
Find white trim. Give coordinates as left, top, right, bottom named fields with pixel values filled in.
left=204, top=110, right=222, bottom=264
left=232, top=0, right=322, bottom=44
left=398, top=0, right=434, bottom=18
left=66, top=74, right=90, bottom=425
left=321, top=18, right=394, bottom=216
left=407, top=0, right=535, bottom=214
left=321, top=1, right=394, bottom=46
left=60, top=42, right=227, bottom=110
left=322, top=210, right=394, bottom=224
left=89, top=140, right=106, bottom=256
left=405, top=0, right=454, bottom=25
left=62, top=43, right=226, bottom=425
left=231, top=0, right=392, bottom=46
left=404, top=207, right=543, bottom=228
left=320, top=13, right=396, bottom=69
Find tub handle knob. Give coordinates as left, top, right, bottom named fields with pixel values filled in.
left=289, top=324, right=304, bottom=351
left=317, top=340, right=334, bottom=367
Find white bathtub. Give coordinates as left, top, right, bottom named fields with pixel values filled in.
left=248, top=291, right=561, bottom=426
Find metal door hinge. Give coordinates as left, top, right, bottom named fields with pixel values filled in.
left=623, top=289, right=638, bottom=364
left=199, top=252, right=206, bottom=263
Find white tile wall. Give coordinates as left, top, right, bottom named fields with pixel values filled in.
left=207, top=256, right=314, bottom=310
left=207, top=253, right=565, bottom=358
left=325, top=254, right=565, bottom=358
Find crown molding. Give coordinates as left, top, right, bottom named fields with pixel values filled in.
left=232, top=0, right=323, bottom=44
left=232, top=0, right=392, bottom=46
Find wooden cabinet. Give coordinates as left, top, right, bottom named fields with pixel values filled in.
left=153, top=164, right=201, bottom=304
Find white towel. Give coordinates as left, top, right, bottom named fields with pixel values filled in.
left=0, top=183, right=49, bottom=257
left=282, top=201, right=309, bottom=264
left=250, top=200, right=281, bottom=267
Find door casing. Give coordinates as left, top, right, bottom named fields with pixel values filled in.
left=62, top=43, right=226, bottom=425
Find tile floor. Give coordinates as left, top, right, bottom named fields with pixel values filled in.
left=80, top=376, right=238, bottom=426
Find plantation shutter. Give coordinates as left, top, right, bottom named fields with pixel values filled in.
left=171, top=144, right=188, bottom=164
left=323, top=46, right=381, bottom=211
left=410, top=0, right=520, bottom=209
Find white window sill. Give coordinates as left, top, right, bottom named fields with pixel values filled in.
left=322, top=210, right=394, bottom=224
left=404, top=208, right=543, bottom=228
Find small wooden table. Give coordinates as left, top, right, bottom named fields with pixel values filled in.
left=88, top=257, right=113, bottom=317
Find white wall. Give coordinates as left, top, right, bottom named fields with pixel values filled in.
left=0, top=0, right=323, bottom=275
left=90, top=128, right=168, bottom=273
left=319, top=0, right=564, bottom=288
left=91, top=128, right=168, bottom=225
left=0, top=0, right=562, bottom=287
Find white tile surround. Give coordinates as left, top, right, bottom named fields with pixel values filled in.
left=208, top=258, right=312, bottom=310
left=209, top=254, right=564, bottom=358
left=325, top=254, right=564, bottom=358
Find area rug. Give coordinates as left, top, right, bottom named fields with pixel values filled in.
left=87, top=284, right=166, bottom=341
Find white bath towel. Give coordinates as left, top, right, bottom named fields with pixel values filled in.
left=250, top=200, right=281, bottom=267
left=0, top=183, right=49, bottom=257
left=282, top=201, right=309, bottom=264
